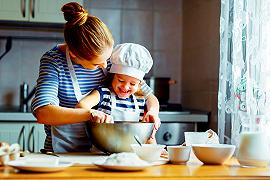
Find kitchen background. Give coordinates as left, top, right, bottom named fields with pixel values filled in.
left=0, top=0, right=220, bottom=131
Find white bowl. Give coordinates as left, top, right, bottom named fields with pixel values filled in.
left=167, top=145, right=191, bottom=164
left=130, top=144, right=166, bottom=162
left=192, top=144, right=236, bottom=164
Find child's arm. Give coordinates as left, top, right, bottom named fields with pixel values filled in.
left=144, top=94, right=161, bottom=130
left=76, top=90, right=113, bottom=123
left=76, top=90, right=100, bottom=110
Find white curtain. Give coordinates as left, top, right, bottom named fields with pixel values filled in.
left=219, top=0, right=270, bottom=145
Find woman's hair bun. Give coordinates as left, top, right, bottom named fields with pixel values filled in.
left=61, top=2, right=88, bottom=26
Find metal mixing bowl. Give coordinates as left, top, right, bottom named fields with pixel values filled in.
left=88, top=121, right=154, bottom=154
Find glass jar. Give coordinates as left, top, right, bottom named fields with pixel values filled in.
left=236, top=122, right=270, bottom=167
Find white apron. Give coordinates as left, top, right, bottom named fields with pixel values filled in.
left=52, top=47, right=104, bottom=152
left=110, top=92, right=141, bottom=122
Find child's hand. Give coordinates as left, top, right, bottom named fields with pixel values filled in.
left=142, top=110, right=161, bottom=131
left=146, top=137, right=157, bottom=144
left=90, top=110, right=114, bottom=123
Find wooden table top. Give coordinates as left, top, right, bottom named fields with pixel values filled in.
left=1, top=157, right=270, bottom=180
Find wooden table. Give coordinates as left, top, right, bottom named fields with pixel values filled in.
left=1, top=157, right=270, bottom=180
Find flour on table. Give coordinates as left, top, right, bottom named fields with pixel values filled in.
left=103, top=152, right=149, bottom=166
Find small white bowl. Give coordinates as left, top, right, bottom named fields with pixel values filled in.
left=167, top=145, right=191, bottom=164
left=131, top=144, right=166, bottom=162
left=192, top=144, right=235, bottom=165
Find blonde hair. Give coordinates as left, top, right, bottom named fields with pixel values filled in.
left=61, top=2, right=114, bottom=61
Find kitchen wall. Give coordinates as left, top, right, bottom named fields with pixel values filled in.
left=0, top=28, right=63, bottom=109
left=0, top=0, right=220, bottom=130
left=181, top=0, right=220, bottom=130
left=0, top=0, right=182, bottom=106
left=84, top=0, right=183, bottom=104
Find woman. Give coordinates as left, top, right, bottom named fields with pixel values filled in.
left=31, top=2, right=159, bottom=152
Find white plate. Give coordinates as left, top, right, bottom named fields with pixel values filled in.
left=7, top=160, right=74, bottom=172
left=151, top=157, right=169, bottom=166
left=93, top=161, right=152, bottom=171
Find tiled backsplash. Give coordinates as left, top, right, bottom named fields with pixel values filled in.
left=0, top=0, right=183, bottom=107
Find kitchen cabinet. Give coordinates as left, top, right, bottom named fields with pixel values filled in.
left=0, top=122, right=45, bottom=153
left=0, top=0, right=83, bottom=23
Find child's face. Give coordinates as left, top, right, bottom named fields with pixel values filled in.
left=112, top=74, right=140, bottom=99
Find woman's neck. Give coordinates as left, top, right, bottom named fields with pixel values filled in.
left=58, top=44, right=77, bottom=61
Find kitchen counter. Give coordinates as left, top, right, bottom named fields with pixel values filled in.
left=1, top=156, right=270, bottom=179
left=0, top=112, right=36, bottom=121
left=0, top=112, right=208, bottom=123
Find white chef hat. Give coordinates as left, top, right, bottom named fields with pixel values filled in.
left=110, top=43, right=153, bottom=81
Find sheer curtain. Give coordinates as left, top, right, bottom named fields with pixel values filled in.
left=219, top=0, right=270, bottom=145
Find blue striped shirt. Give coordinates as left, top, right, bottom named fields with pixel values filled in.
left=31, top=45, right=152, bottom=151
left=96, top=87, right=146, bottom=120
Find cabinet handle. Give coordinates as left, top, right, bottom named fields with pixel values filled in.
left=27, top=126, right=35, bottom=152
left=20, top=0, right=26, bottom=18
left=30, top=0, right=35, bottom=18
left=17, top=126, right=25, bottom=151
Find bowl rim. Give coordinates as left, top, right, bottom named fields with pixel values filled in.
left=89, top=121, right=155, bottom=124
left=191, top=144, right=236, bottom=148
left=130, top=144, right=166, bottom=148
left=167, top=145, right=191, bottom=149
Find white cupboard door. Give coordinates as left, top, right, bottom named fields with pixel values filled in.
left=0, top=123, right=29, bottom=151
left=30, top=0, right=83, bottom=23
left=0, top=0, right=29, bottom=21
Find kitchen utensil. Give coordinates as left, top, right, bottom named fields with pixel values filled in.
left=237, top=131, right=270, bottom=167
left=88, top=121, right=154, bottom=153
left=184, top=132, right=208, bottom=146
left=0, top=36, right=12, bottom=61
left=130, top=144, right=166, bottom=162
left=7, top=160, right=73, bottom=172
left=93, top=161, right=151, bottom=171
left=167, top=145, right=191, bottom=164
left=134, top=135, right=142, bottom=146
left=192, top=144, right=235, bottom=164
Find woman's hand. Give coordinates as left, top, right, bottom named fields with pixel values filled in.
left=90, top=110, right=114, bottom=123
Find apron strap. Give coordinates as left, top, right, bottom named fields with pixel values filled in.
left=132, top=94, right=139, bottom=111
left=66, top=47, right=83, bottom=101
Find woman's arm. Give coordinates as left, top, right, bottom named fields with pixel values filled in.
left=35, top=105, right=91, bottom=125
left=145, top=93, right=160, bottom=114
left=35, top=90, right=111, bottom=125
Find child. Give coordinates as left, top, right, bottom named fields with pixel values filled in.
left=76, top=43, right=160, bottom=143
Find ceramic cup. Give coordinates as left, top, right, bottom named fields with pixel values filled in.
left=167, top=145, right=191, bottom=164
